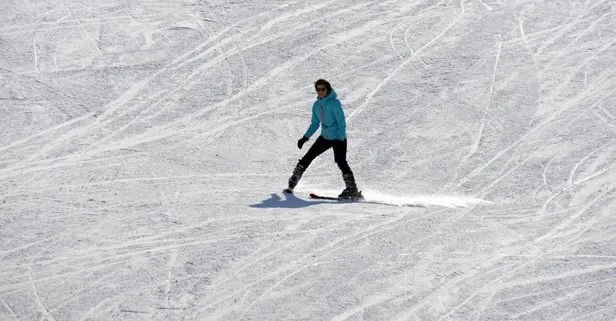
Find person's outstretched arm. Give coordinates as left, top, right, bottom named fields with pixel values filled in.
left=303, top=105, right=320, bottom=138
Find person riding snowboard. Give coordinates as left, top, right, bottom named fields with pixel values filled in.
left=283, top=79, right=362, bottom=200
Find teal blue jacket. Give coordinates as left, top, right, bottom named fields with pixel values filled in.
left=303, top=89, right=347, bottom=140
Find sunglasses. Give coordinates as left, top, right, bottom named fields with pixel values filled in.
left=316, top=87, right=327, bottom=92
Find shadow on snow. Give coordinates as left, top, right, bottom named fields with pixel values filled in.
left=250, top=192, right=340, bottom=209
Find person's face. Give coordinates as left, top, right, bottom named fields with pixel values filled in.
left=316, top=85, right=327, bottom=98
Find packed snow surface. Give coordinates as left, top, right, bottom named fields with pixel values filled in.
left=2, top=0, right=616, bottom=320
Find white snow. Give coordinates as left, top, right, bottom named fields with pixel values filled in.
left=2, top=0, right=616, bottom=320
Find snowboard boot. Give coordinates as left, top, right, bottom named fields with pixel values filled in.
left=283, top=164, right=306, bottom=193
left=338, top=172, right=363, bottom=200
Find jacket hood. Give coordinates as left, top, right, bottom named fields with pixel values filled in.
left=317, top=89, right=337, bottom=100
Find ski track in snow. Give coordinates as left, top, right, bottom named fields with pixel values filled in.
left=2, top=0, right=616, bottom=320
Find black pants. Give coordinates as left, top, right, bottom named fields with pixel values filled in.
left=298, top=136, right=352, bottom=174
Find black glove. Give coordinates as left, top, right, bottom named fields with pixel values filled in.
left=297, top=137, right=309, bottom=149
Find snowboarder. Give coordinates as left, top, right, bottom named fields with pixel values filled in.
left=283, top=79, right=362, bottom=199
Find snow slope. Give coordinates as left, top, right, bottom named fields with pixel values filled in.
left=2, top=0, right=616, bottom=320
